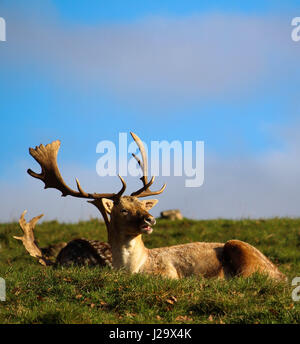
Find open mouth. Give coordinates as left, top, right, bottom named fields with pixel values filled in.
left=140, top=224, right=153, bottom=234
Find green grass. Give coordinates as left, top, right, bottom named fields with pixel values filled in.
left=0, top=217, right=300, bottom=324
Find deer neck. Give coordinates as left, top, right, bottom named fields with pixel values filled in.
left=109, top=222, right=148, bottom=272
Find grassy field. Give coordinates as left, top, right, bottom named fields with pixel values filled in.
left=0, top=217, right=299, bottom=324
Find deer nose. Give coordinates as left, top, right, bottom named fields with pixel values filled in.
left=144, top=216, right=156, bottom=226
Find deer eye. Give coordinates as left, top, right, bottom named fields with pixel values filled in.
left=121, top=209, right=128, bottom=215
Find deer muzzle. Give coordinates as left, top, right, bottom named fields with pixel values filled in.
left=140, top=216, right=156, bottom=234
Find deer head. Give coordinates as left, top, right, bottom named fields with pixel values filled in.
left=102, top=196, right=158, bottom=236
left=27, top=132, right=166, bottom=241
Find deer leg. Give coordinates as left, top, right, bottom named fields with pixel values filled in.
left=223, top=240, right=286, bottom=281
left=14, top=210, right=53, bottom=266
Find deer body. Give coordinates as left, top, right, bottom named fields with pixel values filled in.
left=103, top=196, right=286, bottom=281
left=112, top=238, right=226, bottom=279
left=111, top=239, right=286, bottom=280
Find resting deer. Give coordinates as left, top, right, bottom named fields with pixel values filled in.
left=15, top=133, right=286, bottom=281
left=15, top=210, right=112, bottom=267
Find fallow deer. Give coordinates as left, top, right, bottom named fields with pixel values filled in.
left=15, top=133, right=286, bottom=281
left=15, top=210, right=112, bottom=267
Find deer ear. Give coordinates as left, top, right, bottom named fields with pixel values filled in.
left=102, top=198, right=114, bottom=214
left=141, top=199, right=159, bottom=210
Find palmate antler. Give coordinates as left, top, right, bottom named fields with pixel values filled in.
left=28, top=140, right=126, bottom=200
left=14, top=210, right=52, bottom=266
left=130, top=132, right=166, bottom=198
left=27, top=140, right=127, bottom=227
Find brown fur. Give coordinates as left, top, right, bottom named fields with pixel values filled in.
left=103, top=196, right=287, bottom=281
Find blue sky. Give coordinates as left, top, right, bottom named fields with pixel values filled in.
left=0, top=1, right=300, bottom=221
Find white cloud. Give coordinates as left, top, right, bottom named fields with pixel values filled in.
left=2, top=10, right=298, bottom=105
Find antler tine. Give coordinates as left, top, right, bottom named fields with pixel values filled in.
left=136, top=183, right=166, bottom=198
left=132, top=153, right=145, bottom=184
left=130, top=132, right=166, bottom=198
left=130, top=132, right=149, bottom=185
left=116, top=175, right=127, bottom=198
left=27, top=140, right=126, bottom=201
left=130, top=176, right=155, bottom=197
